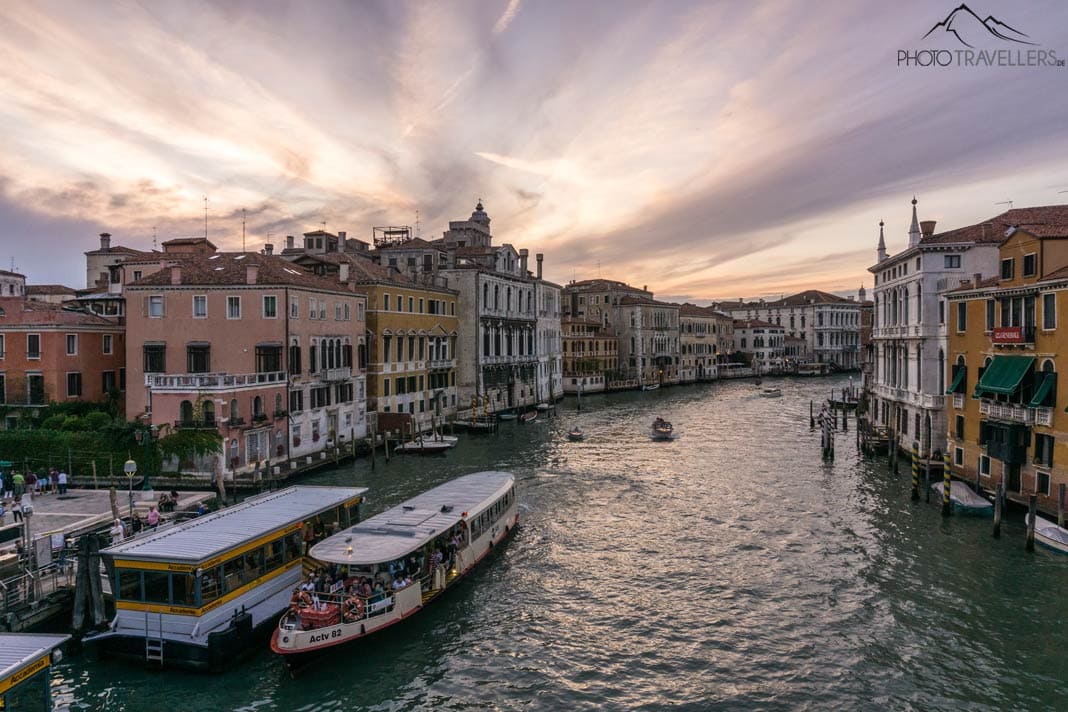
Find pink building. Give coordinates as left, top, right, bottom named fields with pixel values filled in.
left=124, top=252, right=367, bottom=478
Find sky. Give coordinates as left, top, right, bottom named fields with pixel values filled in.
left=1, top=0, right=1067, bottom=301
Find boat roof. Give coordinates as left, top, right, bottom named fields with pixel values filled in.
left=102, top=486, right=366, bottom=565
left=0, top=633, right=69, bottom=687
left=311, top=471, right=514, bottom=566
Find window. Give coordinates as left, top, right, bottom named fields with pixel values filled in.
left=290, top=297, right=299, bottom=318
left=66, top=334, right=77, bottom=355
left=1038, top=471, right=1051, bottom=496
left=1043, top=293, right=1056, bottom=330
left=27, top=373, right=44, bottom=404
left=149, top=295, right=164, bottom=317
left=954, top=447, right=964, bottom=466
left=0, top=373, right=5, bottom=404
left=187, top=344, right=210, bottom=373
left=938, top=301, right=944, bottom=325
left=193, top=295, right=208, bottom=318
left=103, top=334, right=113, bottom=355
left=289, top=344, right=302, bottom=375
left=985, top=300, right=995, bottom=331
left=0, top=333, right=4, bottom=358
left=227, top=296, right=241, bottom=319
left=1023, top=253, right=1037, bottom=278
left=956, top=302, right=967, bottom=332
left=1035, top=434, right=1055, bottom=467
left=309, top=298, right=317, bottom=319
left=27, top=334, right=40, bottom=359
left=344, top=303, right=350, bottom=320
left=335, top=303, right=341, bottom=320
left=358, top=302, right=364, bottom=321
left=955, top=414, right=964, bottom=439
left=143, top=344, right=165, bottom=373
left=289, top=389, right=304, bottom=413
left=255, top=345, right=282, bottom=373
left=944, top=255, right=961, bottom=269
left=408, top=296, right=414, bottom=312
left=101, top=370, right=116, bottom=394
left=396, top=295, right=403, bottom=311
left=66, top=372, right=82, bottom=397
left=263, top=295, right=277, bottom=318
left=979, top=455, right=990, bottom=477
left=382, top=293, right=390, bottom=310
left=1000, top=258, right=1015, bottom=280
left=133, top=270, right=143, bottom=281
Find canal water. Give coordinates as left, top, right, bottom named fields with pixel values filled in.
left=56, top=376, right=1068, bottom=711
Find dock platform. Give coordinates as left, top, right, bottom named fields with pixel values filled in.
left=18, top=488, right=216, bottom=541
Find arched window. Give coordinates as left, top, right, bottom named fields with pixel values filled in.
left=203, top=400, right=215, bottom=425
left=507, top=287, right=512, bottom=312
left=180, top=400, right=193, bottom=424
left=494, top=285, right=499, bottom=310
left=253, top=396, right=263, bottom=418
left=229, top=398, right=239, bottom=421
left=275, top=393, right=283, bottom=414
left=483, top=283, right=489, bottom=305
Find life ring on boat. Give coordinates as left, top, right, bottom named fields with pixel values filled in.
left=343, top=596, right=364, bottom=622
left=297, top=591, right=313, bottom=608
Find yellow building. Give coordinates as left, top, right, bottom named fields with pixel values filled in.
left=944, top=206, right=1068, bottom=514
left=290, top=253, right=459, bottom=432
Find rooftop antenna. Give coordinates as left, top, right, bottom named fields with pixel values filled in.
left=995, top=200, right=1013, bottom=210
left=241, top=209, right=247, bottom=252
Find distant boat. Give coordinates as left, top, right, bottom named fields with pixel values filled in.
left=930, top=481, right=993, bottom=516
left=497, top=411, right=518, bottom=422
left=536, top=403, right=551, bottom=411
left=650, top=417, right=674, bottom=441
left=457, top=418, right=496, bottom=433
left=519, top=411, right=537, bottom=423
left=760, top=388, right=782, bottom=398
left=395, top=435, right=459, bottom=454
left=1026, top=513, right=1068, bottom=554
left=567, top=426, right=584, bottom=441
left=642, top=383, right=660, bottom=392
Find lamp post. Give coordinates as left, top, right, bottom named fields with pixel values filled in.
left=123, top=459, right=137, bottom=518
left=133, top=424, right=158, bottom=495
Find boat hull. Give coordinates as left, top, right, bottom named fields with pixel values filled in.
left=1026, top=513, right=1068, bottom=553
left=271, top=513, right=519, bottom=670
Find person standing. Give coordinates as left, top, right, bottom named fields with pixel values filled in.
left=11, top=498, right=22, bottom=524
left=57, top=470, right=68, bottom=495
left=11, top=471, right=23, bottom=500
left=146, top=505, right=160, bottom=528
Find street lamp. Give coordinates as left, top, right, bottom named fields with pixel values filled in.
left=123, top=459, right=137, bottom=518
left=133, top=424, right=159, bottom=494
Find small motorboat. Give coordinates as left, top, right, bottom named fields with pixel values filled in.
left=642, top=383, right=660, bottom=391
left=760, top=388, right=782, bottom=398
left=930, top=481, right=993, bottom=516
left=650, top=417, right=674, bottom=441
left=519, top=411, right=537, bottom=423
left=394, top=435, right=459, bottom=454
left=567, top=426, right=584, bottom=441
left=536, top=403, right=551, bottom=411
left=497, top=411, right=518, bottom=421
left=1025, top=513, right=1068, bottom=553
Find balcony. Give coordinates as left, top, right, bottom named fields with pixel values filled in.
left=427, top=358, right=456, bottom=370
left=980, top=399, right=1034, bottom=425
left=1034, top=407, right=1054, bottom=427
left=146, top=371, right=286, bottom=391
left=321, top=366, right=352, bottom=382
left=992, top=326, right=1036, bottom=346
left=953, top=393, right=964, bottom=410
left=174, top=419, right=217, bottom=430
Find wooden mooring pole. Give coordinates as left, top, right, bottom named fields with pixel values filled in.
left=924, top=451, right=931, bottom=503
left=810, top=401, right=815, bottom=429
left=1026, top=494, right=1037, bottom=552
left=942, top=449, right=952, bottom=517
left=1059, top=483, right=1066, bottom=528
left=993, top=480, right=1003, bottom=538
left=910, top=441, right=919, bottom=501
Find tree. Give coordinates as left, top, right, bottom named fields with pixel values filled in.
left=158, top=429, right=223, bottom=470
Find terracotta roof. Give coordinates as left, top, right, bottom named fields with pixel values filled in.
left=618, top=295, right=677, bottom=308
left=678, top=302, right=730, bottom=318
left=26, top=285, right=77, bottom=295
left=84, top=245, right=156, bottom=257
left=565, top=278, right=646, bottom=293
left=377, top=238, right=441, bottom=251
left=770, top=290, right=854, bottom=306
left=922, top=205, right=1068, bottom=245
left=126, top=252, right=350, bottom=292
left=161, top=237, right=216, bottom=248
left=0, top=298, right=114, bottom=326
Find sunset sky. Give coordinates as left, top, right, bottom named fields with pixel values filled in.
left=2, top=0, right=1067, bottom=300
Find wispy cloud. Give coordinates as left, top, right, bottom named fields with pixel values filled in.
left=493, top=0, right=522, bottom=35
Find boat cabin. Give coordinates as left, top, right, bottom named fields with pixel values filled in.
left=0, top=633, right=69, bottom=710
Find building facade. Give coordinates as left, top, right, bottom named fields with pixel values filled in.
left=535, top=275, right=563, bottom=402
left=732, top=319, right=785, bottom=373
left=678, top=304, right=726, bottom=382
left=944, top=205, right=1068, bottom=515
left=561, top=318, right=619, bottom=394
left=124, top=252, right=367, bottom=478
left=868, top=199, right=1002, bottom=455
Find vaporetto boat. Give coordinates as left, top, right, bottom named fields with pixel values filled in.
left=270, top=471, right=518, bottom=668
left=86, top=486, right=366, bottom=671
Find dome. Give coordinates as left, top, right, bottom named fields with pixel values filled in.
left=470, top=200, right=490, bottom=226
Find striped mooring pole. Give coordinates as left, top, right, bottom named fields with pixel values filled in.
left=910, top=441, right=920, bottom=501
left=942, top=449, right=952, bottom=517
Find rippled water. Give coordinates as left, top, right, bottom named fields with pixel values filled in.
left=56, top=376, right=1068, bottom=711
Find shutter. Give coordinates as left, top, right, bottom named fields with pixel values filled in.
left=142, top=296, right=149, bottom=316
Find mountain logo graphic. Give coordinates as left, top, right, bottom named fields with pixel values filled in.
left=922, top=4, right=1037, bottom=48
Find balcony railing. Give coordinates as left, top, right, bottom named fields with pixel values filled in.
left=427, top=358, right=456, bottom=370
left=1034, top=407, right=1054, bottom=427
left=980, top=399, right=1034, bottom=425
left=175, top=419, right=217, bottom=429
left=322, top=366, right=351, bottom=382
left=146, top=371, right=286, bottom=390
left=953, top=393, right=964, bottom=410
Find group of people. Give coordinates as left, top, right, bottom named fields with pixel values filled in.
left=1, top=467, right=68, bottom=500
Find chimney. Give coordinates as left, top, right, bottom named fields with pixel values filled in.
left=338, top=231, right=346, bottom=241
left=264, top=243, right=274, bottom=255
left=170, top=266, right=181, bottom=285
left=920, top=220, right=936, bottom=238
left=643, top=285, right=648, bottom=292
left=339, top=263, right=350, bottom=282
left=99, top=232, right=111, bottom=251
left=246, top=264, right=259, bottom=285
left=536, top=253, right=543, bottom=280
left=519, top=248, right=529, bottom=275
left=286, top=235, right=295, bottom=250
left=974, top=272, right=982, bottom=286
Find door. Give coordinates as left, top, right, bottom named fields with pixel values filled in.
left=1006, top=463, right=1022, bottom=493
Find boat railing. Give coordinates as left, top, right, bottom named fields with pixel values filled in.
left=279, top=587, right=401, bottom=631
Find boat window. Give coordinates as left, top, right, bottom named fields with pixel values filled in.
left=200, top=566, right=223, bottom=604
left=224, top=558, right=244, bottom=592
left=265, top=538, right=285, bottom=571
left=118, top=569, right=142, bottom=601
left=244, top=549, right=264, bottom=581
left=172, top=573, right=195, bottom=606
left=284, top=531, right=303, bottom=563
left=143, top=571, right=170, bottom=604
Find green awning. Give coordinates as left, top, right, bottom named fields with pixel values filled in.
left=973, top=355, right=1034, bottom=397
left=945, top=368, right=966, bottom=395
left=1029, top=373, right=1056, bottom=408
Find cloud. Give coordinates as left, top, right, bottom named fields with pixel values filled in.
left=493, top=0, right=522, bottom=35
